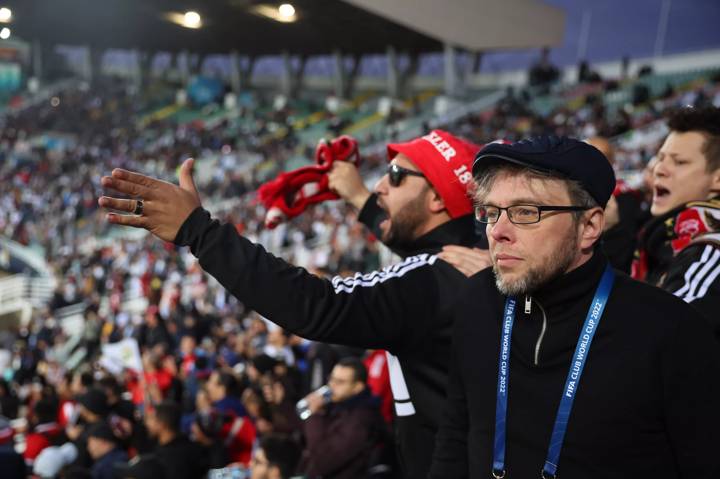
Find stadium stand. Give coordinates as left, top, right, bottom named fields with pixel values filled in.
left=0, top=1, right=719, bottom=478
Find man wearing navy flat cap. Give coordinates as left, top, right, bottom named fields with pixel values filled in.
left=430, top=136, right=720, bottom=478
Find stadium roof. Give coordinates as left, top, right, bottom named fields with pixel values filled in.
left=4, top=0, right=442, bottom=56
left=4, top=0, right=565, bottom=57
left=345, top=0, right=565, bottom=51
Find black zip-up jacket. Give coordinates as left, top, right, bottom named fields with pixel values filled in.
left=175, top=199, right=483, bottom=479
left=430, top=251, right=720, bottom=478
left=634, top=198, right=720, bottom=339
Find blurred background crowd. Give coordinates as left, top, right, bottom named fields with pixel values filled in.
left=1, top=0, right=719, bottom=478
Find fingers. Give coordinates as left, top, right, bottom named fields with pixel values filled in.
left=98, top=196, right=137, bottom=213
left=178, top=158, right=200, bottom=200
left=101, top=175, right=154, bottom=199
left=438, top=246, right=492, bottom=277
left=106, top=212, right=148, bottom=229
left=441, top=245, right=478, bottom=255
left=111, top=168, right=160, bottom=189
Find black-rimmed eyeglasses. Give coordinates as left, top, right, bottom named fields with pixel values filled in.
left=387, top=163, right=425, bottom=187
left=475, top=204, right=590, bottom=224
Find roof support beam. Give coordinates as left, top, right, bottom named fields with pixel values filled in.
left=281, top=52, right=306, bottom=99
left=333, top=51, right=361, bottom=99
left=230, top=51, right=255, bottom=93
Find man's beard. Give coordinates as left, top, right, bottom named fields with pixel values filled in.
left=493, top=225, right=579, bottom=296
left=382, top=189, right=429, bottom=249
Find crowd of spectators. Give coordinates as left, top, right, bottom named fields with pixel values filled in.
left=0, top=68, right=719, bottom=478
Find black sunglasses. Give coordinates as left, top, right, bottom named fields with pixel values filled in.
left=387, top=163, right=425, bottom=187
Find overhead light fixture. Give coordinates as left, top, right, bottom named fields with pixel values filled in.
left=0, top=27, right=10, bottom=40
left=0, top=8, right=11, bottom=23
left=250, top=3, right=298, bottom=23
left=183, top=11, right=202, bottom=28
left=278, top=4, right=295, bottom=18
left=164, top=10, right=203, bottom=29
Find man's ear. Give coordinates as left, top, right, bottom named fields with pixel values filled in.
left=352, top=381, right=365, bottom=396
left=710, top=167, right=720, bottom=193
left=579, top=207, right=605, bottom=251
left=427, top=188, right=446, bottom=214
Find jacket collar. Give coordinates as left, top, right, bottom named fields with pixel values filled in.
left=532, top=249, right=608, bottom=323
left=395, top=214, right=484, bottom=258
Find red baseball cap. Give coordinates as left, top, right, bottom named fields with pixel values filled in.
left=387, top=130, right=481, bottom=218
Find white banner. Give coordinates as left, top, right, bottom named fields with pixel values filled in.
left=99, top=339, right=143, bottom=375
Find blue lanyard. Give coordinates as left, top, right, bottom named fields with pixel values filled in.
left=492, top=265, right=615, bottom=479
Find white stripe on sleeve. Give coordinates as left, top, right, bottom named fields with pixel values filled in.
left=673, top=245, right=720, bottom=302
left=331, top=253, right=437, bottom=294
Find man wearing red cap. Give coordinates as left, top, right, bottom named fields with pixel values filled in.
left=329, top=130, right=481, bottom=253
left=98, top=130, right=488, bottom=478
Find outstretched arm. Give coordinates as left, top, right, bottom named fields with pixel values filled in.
left=99, top=160, right=440, bottom=352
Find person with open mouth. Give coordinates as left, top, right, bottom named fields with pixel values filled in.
left=632, top=106, right=720, bottom=334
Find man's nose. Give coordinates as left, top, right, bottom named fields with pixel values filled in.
left=374, top=174, right=390, bottom=195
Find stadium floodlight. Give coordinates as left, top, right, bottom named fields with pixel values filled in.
left=183, top=11, right=202, bottom=29
left=0, top=27, right=10, bottom=40
left=249, top=3, right=298, bottom=23
left=164, top=10, right=203, bottom=29
left=278, top=3, right=295, bottom=18
left=0, top=8, right=11, bottom=23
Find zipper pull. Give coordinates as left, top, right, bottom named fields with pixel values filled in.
left=525, top=295, right=532, bottom=314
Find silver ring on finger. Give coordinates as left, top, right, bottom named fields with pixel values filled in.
left=133, top=199, right=144, bottom=216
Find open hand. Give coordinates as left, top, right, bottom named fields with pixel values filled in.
left=438, top=245, right=492, bottom=277
left=98, top=158, right=201, bottom=243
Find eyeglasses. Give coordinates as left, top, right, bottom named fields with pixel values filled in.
left=475, top=204, right=590, bottom=224
left=387, top=163, right=425, bottom=187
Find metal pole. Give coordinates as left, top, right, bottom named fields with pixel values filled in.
left=576, top=9, right=592, bottom=62
left=654, top=0, right=672, bottom=58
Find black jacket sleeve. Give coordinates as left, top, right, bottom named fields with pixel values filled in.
left=174, top=208, right=441, bottom=353
left=659, top=242, right=720, bottom=339
left=428, top=324, right=470, bottom=478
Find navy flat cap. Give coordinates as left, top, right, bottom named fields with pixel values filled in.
left=473, top=136, right=616, bottom=207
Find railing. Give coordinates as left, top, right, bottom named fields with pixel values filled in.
left=0, top=274, right=55, bottom=318
left=0, top=237, right=54, bottom=278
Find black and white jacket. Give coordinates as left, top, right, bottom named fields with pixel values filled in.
left=175, top=197, right=484, bottom=479
left=633, top=197, right=720, bottom=338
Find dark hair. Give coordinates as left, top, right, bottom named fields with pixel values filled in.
left=34, top=397, right=58, bottom=424
left=260, top=435, right=301, bottom=479
left=667, top=106, right=720, bottom=171
left=153, top=401, right=181, bottom=433
left=213, top=371, right=240, bottom=397
left=336, top=357, right=368, bottom=384
left=77, top=371, right=95, bottom=389
left=97, top=376, right=123, bottom=398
